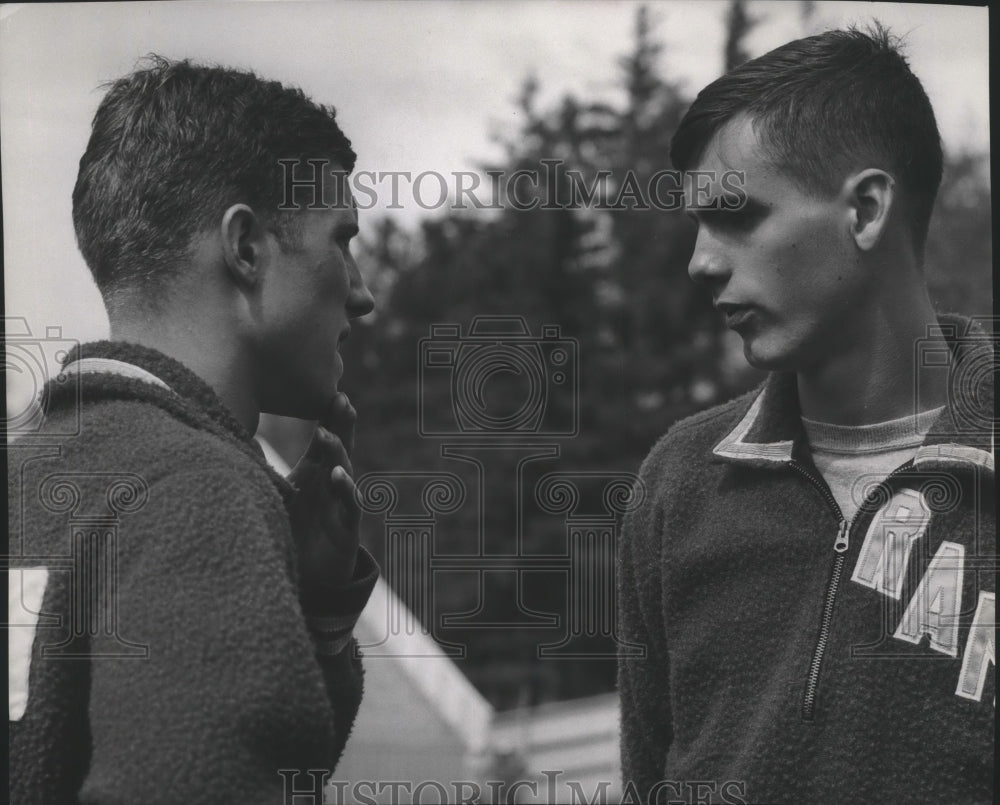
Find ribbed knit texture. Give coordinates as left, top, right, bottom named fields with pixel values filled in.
left=9, top=341, right=378, bottom=805
left=802, top=407, right=943, bottom=523
left=802, top=406, right=945, bottom=454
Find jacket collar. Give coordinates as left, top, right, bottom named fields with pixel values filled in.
left=48, top=340, right=295, bottom=499
left=712, top=314, right=994, bottom=475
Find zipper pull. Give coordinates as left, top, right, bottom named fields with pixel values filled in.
left=833, top=520, right=849, bottom=553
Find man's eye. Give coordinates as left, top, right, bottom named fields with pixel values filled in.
left=700, top=208, right=757, bottom=233
left=721, top=211, right=751, bottom=229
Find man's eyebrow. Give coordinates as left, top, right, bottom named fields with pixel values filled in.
left=685, top=195, right=766, bottom=214
left=740, top=196, right=768, bottom=211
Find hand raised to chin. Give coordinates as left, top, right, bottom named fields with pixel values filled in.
left=287, top=392, right=360, bottom=606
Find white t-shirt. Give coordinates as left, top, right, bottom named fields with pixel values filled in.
left=801, top=407, right=944, bottom=524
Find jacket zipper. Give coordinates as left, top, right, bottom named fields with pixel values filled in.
left=789, top=461, right=846, bottom=722
left=790, top=459, right=915, bottom=722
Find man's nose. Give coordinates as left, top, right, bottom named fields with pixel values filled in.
left=347, top=260, right=376, bottom=318
left=687, top=229, right=731, bottom=287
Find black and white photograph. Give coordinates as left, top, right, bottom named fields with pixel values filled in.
left=3, top=1, right=993, bottom=803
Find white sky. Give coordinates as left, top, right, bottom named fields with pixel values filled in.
left=1, top=1, right=990, bottom=411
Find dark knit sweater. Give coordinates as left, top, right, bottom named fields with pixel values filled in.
left=618, top=315, right=995, bottom=805
left=8, top=341, right=379, bottom=805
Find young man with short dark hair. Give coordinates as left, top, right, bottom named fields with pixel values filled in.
left=9, top=56, right=378, bottom=803
left=618, top=26, right=994, bottom=805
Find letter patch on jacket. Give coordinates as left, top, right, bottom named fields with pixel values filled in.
left=894, top=541, right=965, bottom=657
left=955, top=591, right=994, bottom=703
left=852, top=488, right=930, bottom=599
left=8, top=567, right=49, bottom=720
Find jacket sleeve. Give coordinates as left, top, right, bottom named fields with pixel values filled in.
left=303, top=546, right=380, bottom=762
left=618, top=460, right=673, bottom=801
left=78, top=468, right=367, bottom=805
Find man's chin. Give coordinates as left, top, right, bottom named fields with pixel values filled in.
left=741, top=337, right=795, bottom=373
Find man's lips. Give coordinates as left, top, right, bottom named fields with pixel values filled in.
left=716, top=302, right=755, bottom=328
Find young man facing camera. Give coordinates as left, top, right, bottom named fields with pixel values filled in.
left=9, top=57, right=378, bottom=802
left=618, top=26, right=994, bottom=805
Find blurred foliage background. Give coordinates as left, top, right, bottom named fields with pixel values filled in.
left=331, top=1, right=992, bottom=712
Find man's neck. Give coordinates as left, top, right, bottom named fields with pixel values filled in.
left=109, top=317, right=260, bottom=434
left=796, top=291, right=949, bottom=426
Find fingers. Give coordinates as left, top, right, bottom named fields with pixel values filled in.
left=317, top=427, right=353, bottom=476
left=330, top=466, right=362, bottom=531
left=289, top=424, right=353, bottom=492
left=298, top=418, right=328, bottom=462
left=300, top=420, right=353, bottom=472
left=321, top=392, right=356, bottom=456
left=287, top=394, right=359, bottom=525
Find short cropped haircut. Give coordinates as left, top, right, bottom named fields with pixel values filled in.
left=73, top=55, right=356, bottom=310
left=671, top=24, right=943, bottom=253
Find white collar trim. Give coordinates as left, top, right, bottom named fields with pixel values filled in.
left=712, top=389, right=794, bottom=463
left=60, top=358, right=175, bottom=394
left=913, top=444, right=994, bottom=474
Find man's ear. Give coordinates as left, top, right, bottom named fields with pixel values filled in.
left=845, top=169, right=895, bottom=252
left=220, top=204, right=267, bottom=288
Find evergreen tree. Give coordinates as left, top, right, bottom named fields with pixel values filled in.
left=725, top=0, right=757, bottom=71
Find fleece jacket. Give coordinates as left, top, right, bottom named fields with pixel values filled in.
left=618, top=315, right=995, bottom=805
left=8, top=341, right=379, bottom=805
